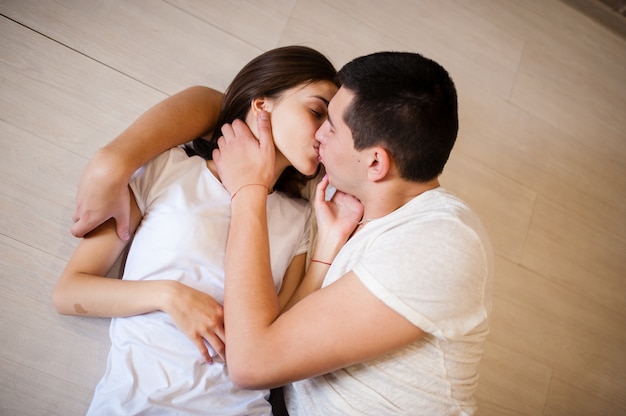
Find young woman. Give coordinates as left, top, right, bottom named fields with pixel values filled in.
left=53, top=46, right=350, bottom=415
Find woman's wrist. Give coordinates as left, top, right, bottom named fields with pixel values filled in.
left=310, top=258, right=332, bottom=266
left=230, top=183, right=271, bottom=201
left=159, top=280, right=180, bottom=314
left=313, top=228, right=351, bottom=262
left=309, top=242, right=343, bottom=267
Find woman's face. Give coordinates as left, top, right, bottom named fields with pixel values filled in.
left=249, top=80, right=338, bottom=176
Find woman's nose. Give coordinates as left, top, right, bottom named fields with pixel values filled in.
left=315, top=122, right=328, bottom=144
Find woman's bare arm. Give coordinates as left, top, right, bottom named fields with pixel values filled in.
left=71, top=86, right=223, bottom=239
left=57, top=190, right=226, bottom=362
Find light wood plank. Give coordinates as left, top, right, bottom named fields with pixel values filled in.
left=488, top=296, right=626, bottom=413
left=455, top=91, right=626, bottom=237
left=0, top=357, right=94, bottom=415
left=167, top=0, right=297, bottom=51
left=543, top=368, right=626, bottom=415
left=325, top=0, right=525, bottom=101
left=0, top=16, right=166, bottom=157
left=475, top=341, right=552, bottom=416
left=1, top=0, right=260, bottom=93
left=440, top=153, right=537, bottom=263
left=279, top=0, right=401, bottom=67
left=0, top=120, right=83, bottom=259
left=0, top=235, right=110, bottom=415
left=1, top=0, right=625, bottom=413
left=522, top=196, right=626, bottom=314
left=511, top=20, right=626, bottom=165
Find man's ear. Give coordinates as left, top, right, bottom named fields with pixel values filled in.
left=366, top=146, right=391, bottom=182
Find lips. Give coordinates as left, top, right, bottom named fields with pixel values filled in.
left=314, top=145, right=323, bottom=162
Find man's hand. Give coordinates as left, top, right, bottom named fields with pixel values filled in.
left=212, top=111, right=275, bottom=196
left=71, top=149, right=131, bottom=240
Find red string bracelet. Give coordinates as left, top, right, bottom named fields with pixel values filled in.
left=231, top=183, right=270, bottom=201
left=311, top=259, right=332, bottom=266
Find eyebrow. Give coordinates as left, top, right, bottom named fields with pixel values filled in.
left=310, top=95, right=330, bottom=106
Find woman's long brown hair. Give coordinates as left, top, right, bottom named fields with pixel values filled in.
left=186, top=46, right=338, bottom=198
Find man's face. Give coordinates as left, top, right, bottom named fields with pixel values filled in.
left=315, top=87, right=363, bottom=192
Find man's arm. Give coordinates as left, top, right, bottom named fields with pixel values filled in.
left=225, top=185, right=424, bottom=389
left=72, top=86, right=223, bottom=239
left=216, top=114, right=425, bottom=390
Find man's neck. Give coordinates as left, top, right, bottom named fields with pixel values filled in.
left=360, top=178, right=440, bottom=222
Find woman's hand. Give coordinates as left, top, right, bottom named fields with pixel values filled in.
left=163, top=281, right=226, bottom=363
left=71, top=148, right=132, bottom=240
left=314, top=175, right=364, bottom=244
left=212, top=111, right=275, bottom=196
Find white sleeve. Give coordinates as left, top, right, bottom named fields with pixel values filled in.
left=295, top=204, right=312, bottom=256
left=354, top=218, right=491, bottom=340
left=129, top=149, right=179, bottom=215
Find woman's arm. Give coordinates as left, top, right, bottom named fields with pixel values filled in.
left=71, top=86, right=223, bottom=239
left=56, top=190, right=226, bottom=362
left=277, top=253, right=306, bottom=311
left=55, top=194, right=156, bottom=316
left=281, top=177, right=363, bottom=311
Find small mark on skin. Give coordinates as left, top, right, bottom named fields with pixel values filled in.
left=74, top=303, right=88, bottom=314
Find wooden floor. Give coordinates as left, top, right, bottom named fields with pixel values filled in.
left=1, top=1, right=625, bottom=414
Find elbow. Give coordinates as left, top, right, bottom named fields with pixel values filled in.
left=229, top=364, right=273, bottom=390
left=51, top=283, right=71, bottom=315
left=227, top=350, right=279, bottom=390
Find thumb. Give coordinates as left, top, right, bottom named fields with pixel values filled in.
left=257, top=110, right=273, bottom=151
left=115, top=210, right=131, bottom=241
left=315, top=174, right=329, bottom=205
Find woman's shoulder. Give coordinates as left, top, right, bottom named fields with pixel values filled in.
left=273, top=191, right=310, bottom=209
left=269, top=192, right=311, bottom=223
left=154, top=146, right=208, bottom=171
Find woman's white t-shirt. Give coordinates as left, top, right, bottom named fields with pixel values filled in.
left=87, top=148, right=311, bottom=416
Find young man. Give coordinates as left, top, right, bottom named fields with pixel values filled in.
left=213, top=52, right=494, bottom=415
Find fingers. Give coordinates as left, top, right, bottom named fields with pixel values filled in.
left=192, top=333, right=226, bottom=364
left=211, top=147, right=220, bottom=164
left=70, top=215, right=102, bottom=238
left=192, top=336, right=213, bottom=364
left=115, top=216, right=131, bottom=241
left=70, top=221, right=87, bottom=238
left=220, top=122, right=234, bottom=143
left=220, top=116, right=270, bottom=147
left=72, top=206, right=80, bottom=223
left=315, top=174, right=330, bottom=205
left=206, top=333, right=226, bottom=363
left=256, top=110, right=272, bottom=150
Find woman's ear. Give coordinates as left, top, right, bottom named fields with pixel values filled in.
left=250, top=97, right=273, bottom=117
left=246, top=97, right=274, bottom=138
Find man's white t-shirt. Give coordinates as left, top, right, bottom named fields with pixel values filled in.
left=87, top=148, right=311, bottom=416
left=285, top=188, right=494, bottom=415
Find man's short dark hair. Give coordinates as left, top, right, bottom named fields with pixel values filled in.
left=337, top=52, right=458, bottom=182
